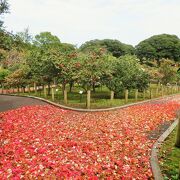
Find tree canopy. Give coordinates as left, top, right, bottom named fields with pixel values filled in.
left=79, top=39, right=135, bottom=58
left=0, top=0, right=9, bottom=27
left=106, top=55, right=149, bottom=94
left=136, top=34, right=180, bottom=64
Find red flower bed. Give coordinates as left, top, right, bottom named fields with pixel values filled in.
left=0, top=96, right=180, bottom=179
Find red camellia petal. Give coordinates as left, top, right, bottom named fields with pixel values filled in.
left=0, top=96, right=180, bottom=179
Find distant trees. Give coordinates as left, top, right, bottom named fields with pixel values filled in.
left=1, top=25, right=180, bottom=94
left=136, top=34, right=180, bottom=65
left=79, top=39, right=135, bottom=58
left=158, top=59, right=178, bottom=85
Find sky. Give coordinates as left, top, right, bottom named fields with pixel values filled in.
left=2, top=0, right=180, bottom=47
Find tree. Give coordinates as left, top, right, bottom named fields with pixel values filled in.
left=0, top=67, right=9, bottom=88
left=158, top=59, right=178, bottom=85
left=0, top=0, right=9, bottom=27
left=27, top=47, right=58, bottom=94
left=79, top=39, right=135, bottom=58
left=60, top=43, right=76, bottom=53
left=27, top=32, right=62, bottom=94
left=5, top=65, right=30, bottom=91
left=50, top=49, right=79, bottom=92
left=79, top=39, right=102, bottom=53
left=76, top=49, right=114, bottom=92
left=34, top=32, right=61, bottom=50
left=136, top=34, right=180, bottom=65
left=0, top=30, right=14, bottom=63
left=100, top=39, right=135, bottom=58
left=15, top=28, right=33, bottom=50
left=106, top=55, right=149, bottom=94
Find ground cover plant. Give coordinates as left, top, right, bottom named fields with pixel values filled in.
left=159, top=128, right=180, bottom=179
left=0, top=95, right=180, bottom=179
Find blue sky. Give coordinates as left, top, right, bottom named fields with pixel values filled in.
left=3, top=0, right=180, bottom=46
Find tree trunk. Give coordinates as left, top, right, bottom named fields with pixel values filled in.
left=34, top=82, right=37, bottom=95
left=64, top=87, right=68, bottom=105
left=23, top=87, right=25, bottom=93
left=48, top=83, right=51, bottom=96
left=62, top=83, right=66, bottom=92
left=92, top=82, right=96, bottom=93
left=87, top=90, right=91, bottom=109
left=69, top=82, right=73, bottom=93
left=110, top=91, right=114, bottom=100
left=52, top=87, right=55, bottom=101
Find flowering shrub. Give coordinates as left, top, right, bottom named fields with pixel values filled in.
left=0, top=96, right=180, bottom=179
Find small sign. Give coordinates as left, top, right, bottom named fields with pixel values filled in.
left=79, top=90, right=83, bottom=94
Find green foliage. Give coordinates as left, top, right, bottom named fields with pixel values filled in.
left=5, top=65, right=30, bottom=87
left=0, top=0, right=9, bottom=27
left=27, top=47, right=57, bottom=84
left=100, top=39, right=135, bottom=58
left=79, top=39, right=102, bottom=53
left=15, top=28, right=33, bottom=50
left=0, top=30, right=13, bottom=51
left=159, top=128, right=180, bottom=180
left=0, top=67, right=9, bottom=86
left=60, top=43, right=76, bottom=53
left=53, top=50, right=79, bottom=87
left=76, top=50, right=115, bottom=90
left=34, top=32, right=61, bottom=50
left=106, top=55, right=149, bottom=94
left=136, top=34, right=180, bottom=64
left=27, top=32, right=62, bottom=85
left=79, top=39, right=135, bottom=58
left=159, top=59, right=178, bottom=84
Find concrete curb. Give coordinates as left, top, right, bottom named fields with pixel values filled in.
left=150, top=119, right=178, bottom=180
left=0, top=93, right=179, bottom=112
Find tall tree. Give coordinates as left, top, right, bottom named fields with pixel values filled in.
left=0, top=0, right=9, bottom=27
left=76, top=49, right=114, bottom=92
left=106, top=55, right=149, bottom=94
left=136, top=34, right=180, bottom=65
left=79, top=39, right=135, bottom=58
left=159, top=59, right=178, bottom=84
left=34, top=32, right=61, bottom=50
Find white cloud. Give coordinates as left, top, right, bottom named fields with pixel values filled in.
left=3, top=0, right=180, bottom=46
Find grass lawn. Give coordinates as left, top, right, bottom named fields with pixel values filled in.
left=159, top=127, right=180, bottom=180
left=10, top=84, right=179, bottom=109
left=18, top=85, right=161, bottom=109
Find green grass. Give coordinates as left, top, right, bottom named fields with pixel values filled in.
left=14, top=84, right=179, bottom=109
left=159, top=128, right=180, bottom=180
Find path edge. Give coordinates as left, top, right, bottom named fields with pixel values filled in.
left=0, top=93, right=179, bottom=112
left=150, top=119, right=178, bottom=180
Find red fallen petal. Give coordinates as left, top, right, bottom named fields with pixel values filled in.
left=0, top=96, right=179, bottom=179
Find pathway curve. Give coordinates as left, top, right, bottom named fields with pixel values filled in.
left=0, top=94, right=180, bottom=179
left=0, top=95, right=48, bottom=112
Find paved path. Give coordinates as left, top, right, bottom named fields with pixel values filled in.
left=0, top=95, right=48, bottom=112
left=0, top=94, right=180, bottom=179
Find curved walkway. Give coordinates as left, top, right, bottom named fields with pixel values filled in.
left=0, top=94, right=180, bottom=179
left=0, top=95, right=48, bottom=112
